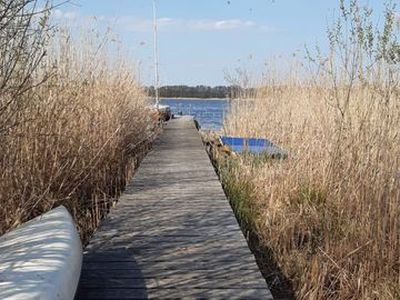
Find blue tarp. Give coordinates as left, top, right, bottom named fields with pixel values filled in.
left=220, top=136, right=287, bottom=157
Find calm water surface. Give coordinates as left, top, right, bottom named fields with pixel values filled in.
left=160, top=98, right=229, bottom=130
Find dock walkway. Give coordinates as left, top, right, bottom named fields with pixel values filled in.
left=77, top=116, right=272, bottom=299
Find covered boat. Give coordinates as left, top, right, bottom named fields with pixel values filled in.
left=220, top=136, right=287, bottom=158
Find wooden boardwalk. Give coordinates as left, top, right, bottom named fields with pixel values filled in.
left=77, top=116, right=273, bottom=299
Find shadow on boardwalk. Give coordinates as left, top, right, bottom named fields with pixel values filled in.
left=78, top=248, right=148, bottom=299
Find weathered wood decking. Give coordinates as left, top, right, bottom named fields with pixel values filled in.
left=77, top=116, right=273, bottom=299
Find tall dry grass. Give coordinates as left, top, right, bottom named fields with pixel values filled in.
left=223, top=1, right=400, bottom=299
left=0, top=1, right=154, bottom=242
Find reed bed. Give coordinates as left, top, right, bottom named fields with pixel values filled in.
left=0, top=1, right=154, bottom=242
left=222, top=1, right=400, bottom=299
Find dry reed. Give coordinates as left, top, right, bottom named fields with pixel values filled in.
left=0, top=2, right=154, bottom=242
left=223, top=1, right=400, bottom=298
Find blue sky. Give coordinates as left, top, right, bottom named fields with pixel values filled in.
left=55, top=0, right=388, bottom=86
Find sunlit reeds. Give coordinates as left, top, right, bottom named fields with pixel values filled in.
left=223, top=1, right=400, bottom=298
left=0, top=1, right=154, bottom=242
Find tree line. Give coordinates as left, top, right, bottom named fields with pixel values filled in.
left=146, top=85, right=248, bottom=99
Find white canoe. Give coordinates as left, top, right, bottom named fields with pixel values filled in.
left=0, top=206, right=82, bottom=300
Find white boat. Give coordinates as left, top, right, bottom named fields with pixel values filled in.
left=149, top=103, right=172, bottom=121
left=151, top=0, right=171, bottom=122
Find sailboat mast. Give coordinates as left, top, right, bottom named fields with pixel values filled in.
left=152, top=0, right=160, bottom=108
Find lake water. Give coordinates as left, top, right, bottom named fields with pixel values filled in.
left=160, top=98, right=229, bottom=130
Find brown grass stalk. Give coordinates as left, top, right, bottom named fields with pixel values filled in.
left=223, top=1, right=400, bottom=298
left=0, top=3, right=154, bottom=242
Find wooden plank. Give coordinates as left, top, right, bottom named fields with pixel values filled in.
left=81, top=256, right=260, bottom=270
left=83, top=242, right=253, bottom=257
left=76, top=116, right=272, bottom=299
left=80, top=268, right=261, bottom=279
left=78, top=288, right=271, bottom=300
left=79, top=276, right=268, bottom=289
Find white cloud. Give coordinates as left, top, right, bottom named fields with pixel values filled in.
left=112, top=17, right=272, bottom=33
left=119, top=17, right=177, bottom=31
left=159, top=18, right=176, bottom=26
left=53, top=9, right=77, bottom=21
left=51, top=10, right=277, bottom=33
left=215, top=19, right=256, bottom=30
left=188, top=19, right=256, bottom=31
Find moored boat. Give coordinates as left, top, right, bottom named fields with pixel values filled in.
left=220, top=136, right=287, bottom=158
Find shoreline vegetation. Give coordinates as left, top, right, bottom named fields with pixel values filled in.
left=161, top=97, right=228, bottom=100
left=147, top=85, right=254, bottom=99
left=0, top=1, right=155, bottom=243
left=219, top=1, right=400, bottom=299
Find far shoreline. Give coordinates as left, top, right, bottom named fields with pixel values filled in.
left=160, top=97, right=229, bottom=101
